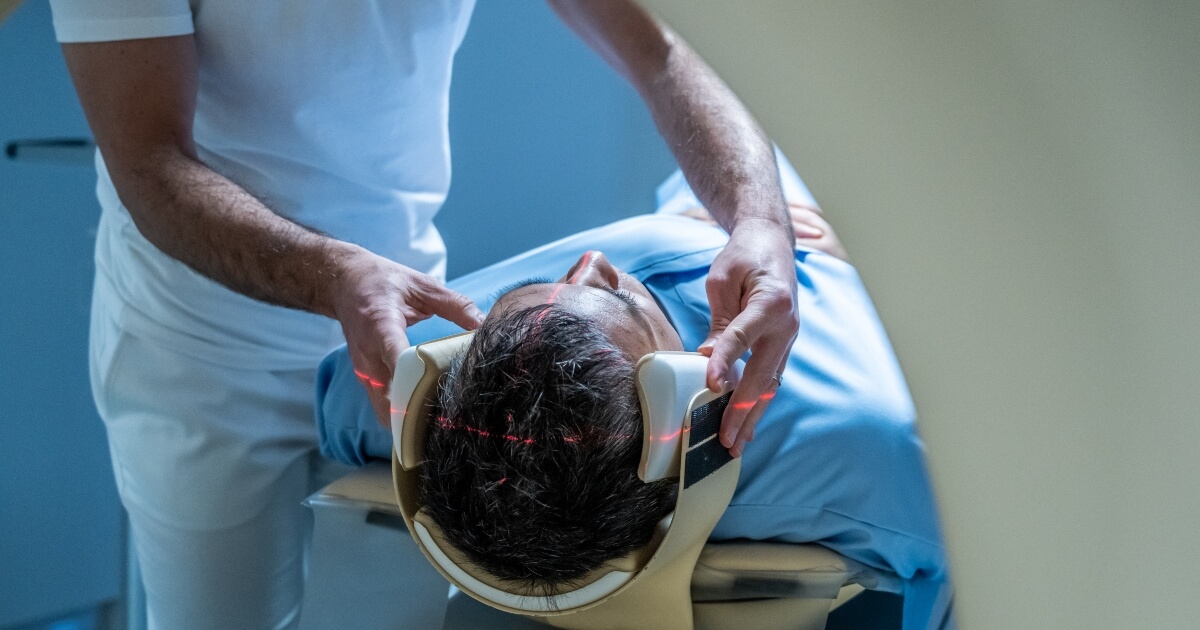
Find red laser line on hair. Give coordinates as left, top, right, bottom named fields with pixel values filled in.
left=436, top=417, right=635, bottom=446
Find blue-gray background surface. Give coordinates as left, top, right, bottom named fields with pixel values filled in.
left=0, top=2, right=123, bottom=628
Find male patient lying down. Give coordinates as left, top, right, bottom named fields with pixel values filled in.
left=314, top=153, right=954, bottom=630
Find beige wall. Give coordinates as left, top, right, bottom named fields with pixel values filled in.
left=639, top=1, right=1200, bottom=627
left=0, top=0, right=23, bottom=26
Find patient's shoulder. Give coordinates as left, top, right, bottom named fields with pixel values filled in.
left=574, top=215, right=729, bottom=271
left=594, top=213, right=727, bottom=246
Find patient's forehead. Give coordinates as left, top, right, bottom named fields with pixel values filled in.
left=490, top=283, right=665, bottom=359
left=492, top=282, right=636, bottom=326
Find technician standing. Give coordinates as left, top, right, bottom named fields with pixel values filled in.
left=51, top=0, right=800, bottom=627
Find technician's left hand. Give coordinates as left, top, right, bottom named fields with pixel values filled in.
left=699, top=218, right=799, bottom=458
left=331, top=249, right=486, bottom=429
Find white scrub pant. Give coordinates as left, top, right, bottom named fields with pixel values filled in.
left=90, top=284, right=348, bottom=630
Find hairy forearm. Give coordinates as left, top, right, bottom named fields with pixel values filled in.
left=641, top=37, right=790, bottom=237
left=115, top=148, right=355, bottom=318
left=550, top=0, right=791, bottom=238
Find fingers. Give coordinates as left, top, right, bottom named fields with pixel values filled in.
left=420, top=282, right=486, bottom=331
left=353, top=356, right=395, bottom=429
left=350, top=320, right=410, bottom=429
left=365, top=382, right=393, bottom=429
left=794, top=223, right=825, bottom=240
left=788, top=205, right=849, bottom=262
left=698, top=267, right=752, bottom=391
left=789, top=205, right=826, bottom=240
left=701, top=237, right=798, bottom=456
left=337, top=258, right=475, bottom=430
left=729, top=349, right=791, bottom=457
left=699, top=305, right=756, bottom=392
left=371, top=278, right=480, bottom=429
left=700, top=304, right=775, bottom=452
left=717, top=324, right=793, bottom=454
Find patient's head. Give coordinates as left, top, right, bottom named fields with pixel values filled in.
left=419, top=252, right=683, bottom=590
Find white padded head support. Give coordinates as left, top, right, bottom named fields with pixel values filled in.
left=635, top=352, right=730, bottom=482
left=392, top=335, right=731, bottom=478
left=412, top=509, right=642, bottom=612
left=391, top=333, right=743, bottom=620
left=390, top=332, right=474, bottom=470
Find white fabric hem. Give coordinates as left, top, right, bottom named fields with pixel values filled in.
left=54, top=14, right=194, bottom=43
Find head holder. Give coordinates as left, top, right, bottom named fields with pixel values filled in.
left=390, top=332, right=741, bottom=629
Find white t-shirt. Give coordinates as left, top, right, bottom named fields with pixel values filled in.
left=51, top=0, right=476, bottom=369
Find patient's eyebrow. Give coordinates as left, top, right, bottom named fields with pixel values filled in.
left=490, top=276, right=554, bottom=302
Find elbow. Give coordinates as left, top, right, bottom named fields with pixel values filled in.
left=101, top=142, right=197, bottom=245
left=105, top=137, right=195, bottom=198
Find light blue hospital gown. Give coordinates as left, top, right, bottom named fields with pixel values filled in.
left=316, top=167, right=954, bottom=630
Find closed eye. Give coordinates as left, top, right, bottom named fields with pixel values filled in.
left=602, top=287, right=642, bottom=310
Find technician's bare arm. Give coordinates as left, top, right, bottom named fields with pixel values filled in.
left=550, top=0, right=801, bottom=457
left=62, top=36, right=482, bottom=425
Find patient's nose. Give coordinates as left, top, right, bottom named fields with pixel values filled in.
left=564, top=251, right=620, bottom=289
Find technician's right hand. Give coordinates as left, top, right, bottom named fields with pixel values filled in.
left=330, top=249, right=485, bottom=428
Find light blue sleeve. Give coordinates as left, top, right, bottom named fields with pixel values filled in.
left=314, top=356, right=393, bottom=466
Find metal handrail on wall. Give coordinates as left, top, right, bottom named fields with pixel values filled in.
left=5, top=138, right=97, bottom=165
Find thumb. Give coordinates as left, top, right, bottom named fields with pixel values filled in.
left=700, top=317, right=744, bottom=393
left=702, top=274, right=746, bottom=390
left=378, top=324, right=411, bottom=378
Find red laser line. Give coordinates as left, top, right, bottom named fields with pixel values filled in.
left=535, top=253, right=590, bottom=324
left=655, top=427, right=684, bottom=442
left=568, top=251, right=594, bottom=284
left=731, top=391, right=779, bottom=411
left=434, top=418, right=632, bottom=446
left=353, top=369, right=386, bottom=389
left=535, top=283, right=568, bottom=325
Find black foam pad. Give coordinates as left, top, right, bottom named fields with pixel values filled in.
left=684, top=393, right=733, bottom=489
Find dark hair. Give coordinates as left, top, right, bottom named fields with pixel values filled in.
left=419, top=305, right=676, bottom=591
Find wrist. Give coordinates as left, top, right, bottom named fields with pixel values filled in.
left=318, top=240, right=373, bottom=321
left=730, top=214, right=794, bottom=245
